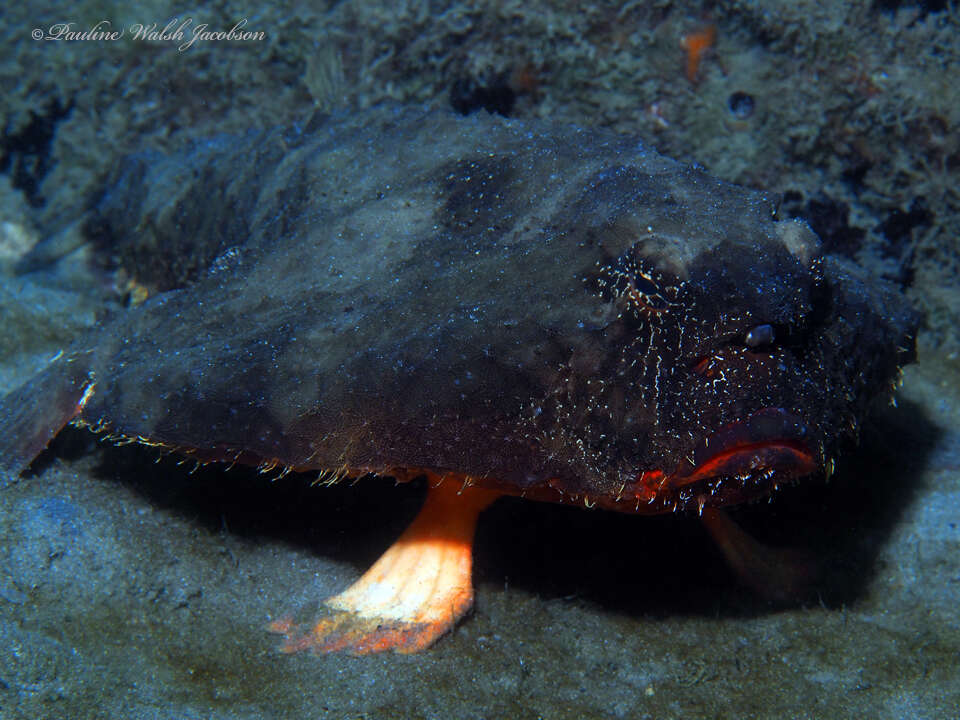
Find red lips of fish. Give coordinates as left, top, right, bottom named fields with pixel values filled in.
left=628, top=408, right=817, bottom=511
left=679, top=407, right=817, bottom=484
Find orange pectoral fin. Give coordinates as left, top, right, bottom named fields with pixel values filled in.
left=701, top=507, right=817, bottom=603
left=270, top=480, right=500, bottom=655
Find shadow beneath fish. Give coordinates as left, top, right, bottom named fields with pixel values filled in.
left=27, top=389, right=937, bottom=624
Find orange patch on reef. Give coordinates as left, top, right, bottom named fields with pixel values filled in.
left=681, top=25, right=717, bottom=83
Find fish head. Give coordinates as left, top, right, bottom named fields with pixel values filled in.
left=535, top=178, right=917, bottom=514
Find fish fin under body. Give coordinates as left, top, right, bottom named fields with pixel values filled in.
left=0, top=354, right=95, bottom=479
left=269, top=481, right=500, bottom=655
left=701, top=507, right=817, bottom=603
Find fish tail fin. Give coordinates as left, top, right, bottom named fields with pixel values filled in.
left=0, top=353, right=96, bottom=478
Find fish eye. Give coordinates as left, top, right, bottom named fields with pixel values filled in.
left=745, top=324, right=775, bottom=348
left=633, top=272, right=660, bottom=296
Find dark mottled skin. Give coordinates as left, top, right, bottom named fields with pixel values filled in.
left=1, top=105, right=917, bottom=514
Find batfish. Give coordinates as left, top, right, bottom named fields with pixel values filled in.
left=0, top=105, right=918, bottom=653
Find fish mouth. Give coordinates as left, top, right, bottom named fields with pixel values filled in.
left=667, top=407, right=818, bottom=508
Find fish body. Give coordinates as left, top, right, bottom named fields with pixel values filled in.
left=0, top=105, right=917, bottom=652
